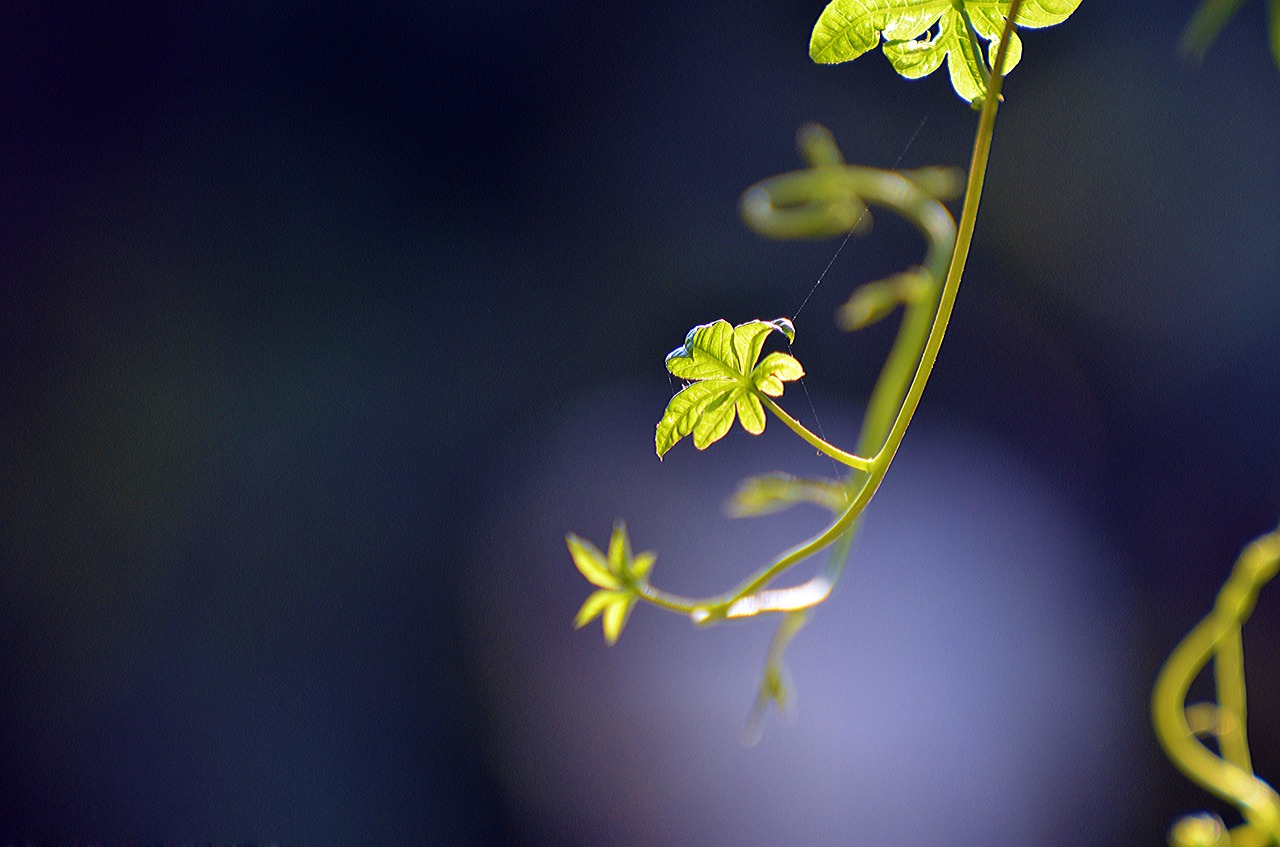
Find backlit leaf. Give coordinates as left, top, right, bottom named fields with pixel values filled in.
left=606, top=521, right=630, bottom=574
left=810, top=0, right=1080, bottom=103
left=602, top=597, right=635, bottom=645
left=656, top=319, right=804, bottom=458
left=726, top=473, right=849, bottom=518
left=631, top=551, right=656, bottom=580
left=575, top=588, right=621, bottom=629
left=567, top=524, right=655, bottom=645
left=567, top=533, right=621, bottom=590
left=753, top=352, right=804, bottom=397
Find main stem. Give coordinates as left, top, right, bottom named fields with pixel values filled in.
left=638, top=1, right=1025, bottom=620
left=865, top=0, right=1022, bottom=471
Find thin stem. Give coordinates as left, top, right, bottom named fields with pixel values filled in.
left=959, top=6, right=993, bottom=92
left=733, top=261, right=939, bottom=616
left=760, top=395, right=872, bottom=470
left=1152, top=527, right=1280, bottom=842
left=741, top=165, right=955, bottom=465
left=727, top=516, right=854, bottom=618
left=726, top=219, right=943, bottom=615
left=868, top=0, right=1021, bottom=469
left=634, top=1, right=1025, bottom=622
left=1153, top=617, right=1278, bottom=839
left=743, top=608, right=810, bottom=745
left=1214, top=625, right=1252, bottom=774
left=857, top=270, right=941, bottom=457
left=725, top=0, right=1026, bottom=609
left=635, top=582, right=709, bottom=614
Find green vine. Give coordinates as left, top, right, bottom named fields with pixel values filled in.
left=567, top=0, right=1082, bottom=728
left=565, top=0, right=1280, bottom=838
left=1153, top=526, right=1280, bottom=847
left=1156, top=3, right=1280, bottom=843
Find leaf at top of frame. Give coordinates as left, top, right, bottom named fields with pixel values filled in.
left=810, top=0, right=1081, bottom=103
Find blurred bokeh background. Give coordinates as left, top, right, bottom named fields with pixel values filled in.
left=2, top=2, right=1279, bottom=844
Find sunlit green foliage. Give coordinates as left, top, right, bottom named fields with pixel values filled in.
left=565, top=9, right=1280, bottom=817
left=567, top=523, right=654, bottom=645
left=725, top=473, right=849, bottom=518
left=809, top=0, right=1081, bottom=103
left=559, top=2, right=1280, bottom=841
left=566, top=1, right=1034, bottom=746
left=656, top=319, right=802, bottom=458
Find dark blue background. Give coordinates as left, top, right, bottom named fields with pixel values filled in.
left=2, top=2, right=1279, bottom=844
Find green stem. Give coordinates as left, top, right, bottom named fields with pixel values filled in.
left=760, top=395, right=872, bottom=470
left=634, top=1, right=1024, bottom=629
left=746, top=257, right=940, bottom=617
left=741, top=164, right=956, bottom=465
left=637, top=1, right=1025, bottom=622
left=1152, top=527, right=1280, bottom=842
left=739, top=195, right=947, bottom=617
left=866, top=0, right=1020, bottom=468
left=857, top=270, right=943, bottom=457
left=1214, top=625, right=1252, bottom=774
left=728, top=0, right=1025, bottom=603
left=743, top=608, right=810, bottom=745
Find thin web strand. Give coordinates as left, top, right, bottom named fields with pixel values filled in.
left=791, top=105, right=935, bottom=323
left=789, top=104, right=936, bottom=472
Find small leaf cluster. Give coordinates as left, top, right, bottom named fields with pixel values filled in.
left=809, top=0, right=1082, bottom=103
left=567, top=522, right=655, bottom=645
left=656, top=318, right=802, bottom=457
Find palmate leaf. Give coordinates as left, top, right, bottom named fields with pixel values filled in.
left=656, top=319, right=803, bottom=458
left=567, top=522, right=655, bottom=645
left=809, top=0, right=1082, bottom=103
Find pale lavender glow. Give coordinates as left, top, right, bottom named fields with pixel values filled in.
left=465, top=388, right=1147, bottom=846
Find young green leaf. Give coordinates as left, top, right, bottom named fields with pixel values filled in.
left=1182, top=0, right=1280, bottom=70
left=567, top=523, right=655, bottom=645
left=574, top=588, right=636, bottom=645
left=837, top=268, right=931, bottom=331
left=726, top=473, right=850, bottom=518
left=567, top=533, right=621, bottom=590
left=656, top=319, right=803, bottom=458
left=575, top=588, right=624, bottom=629
left=1181, top=0, right=1251, bottom=64
left=809, top=1, right=1082, bottom=103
